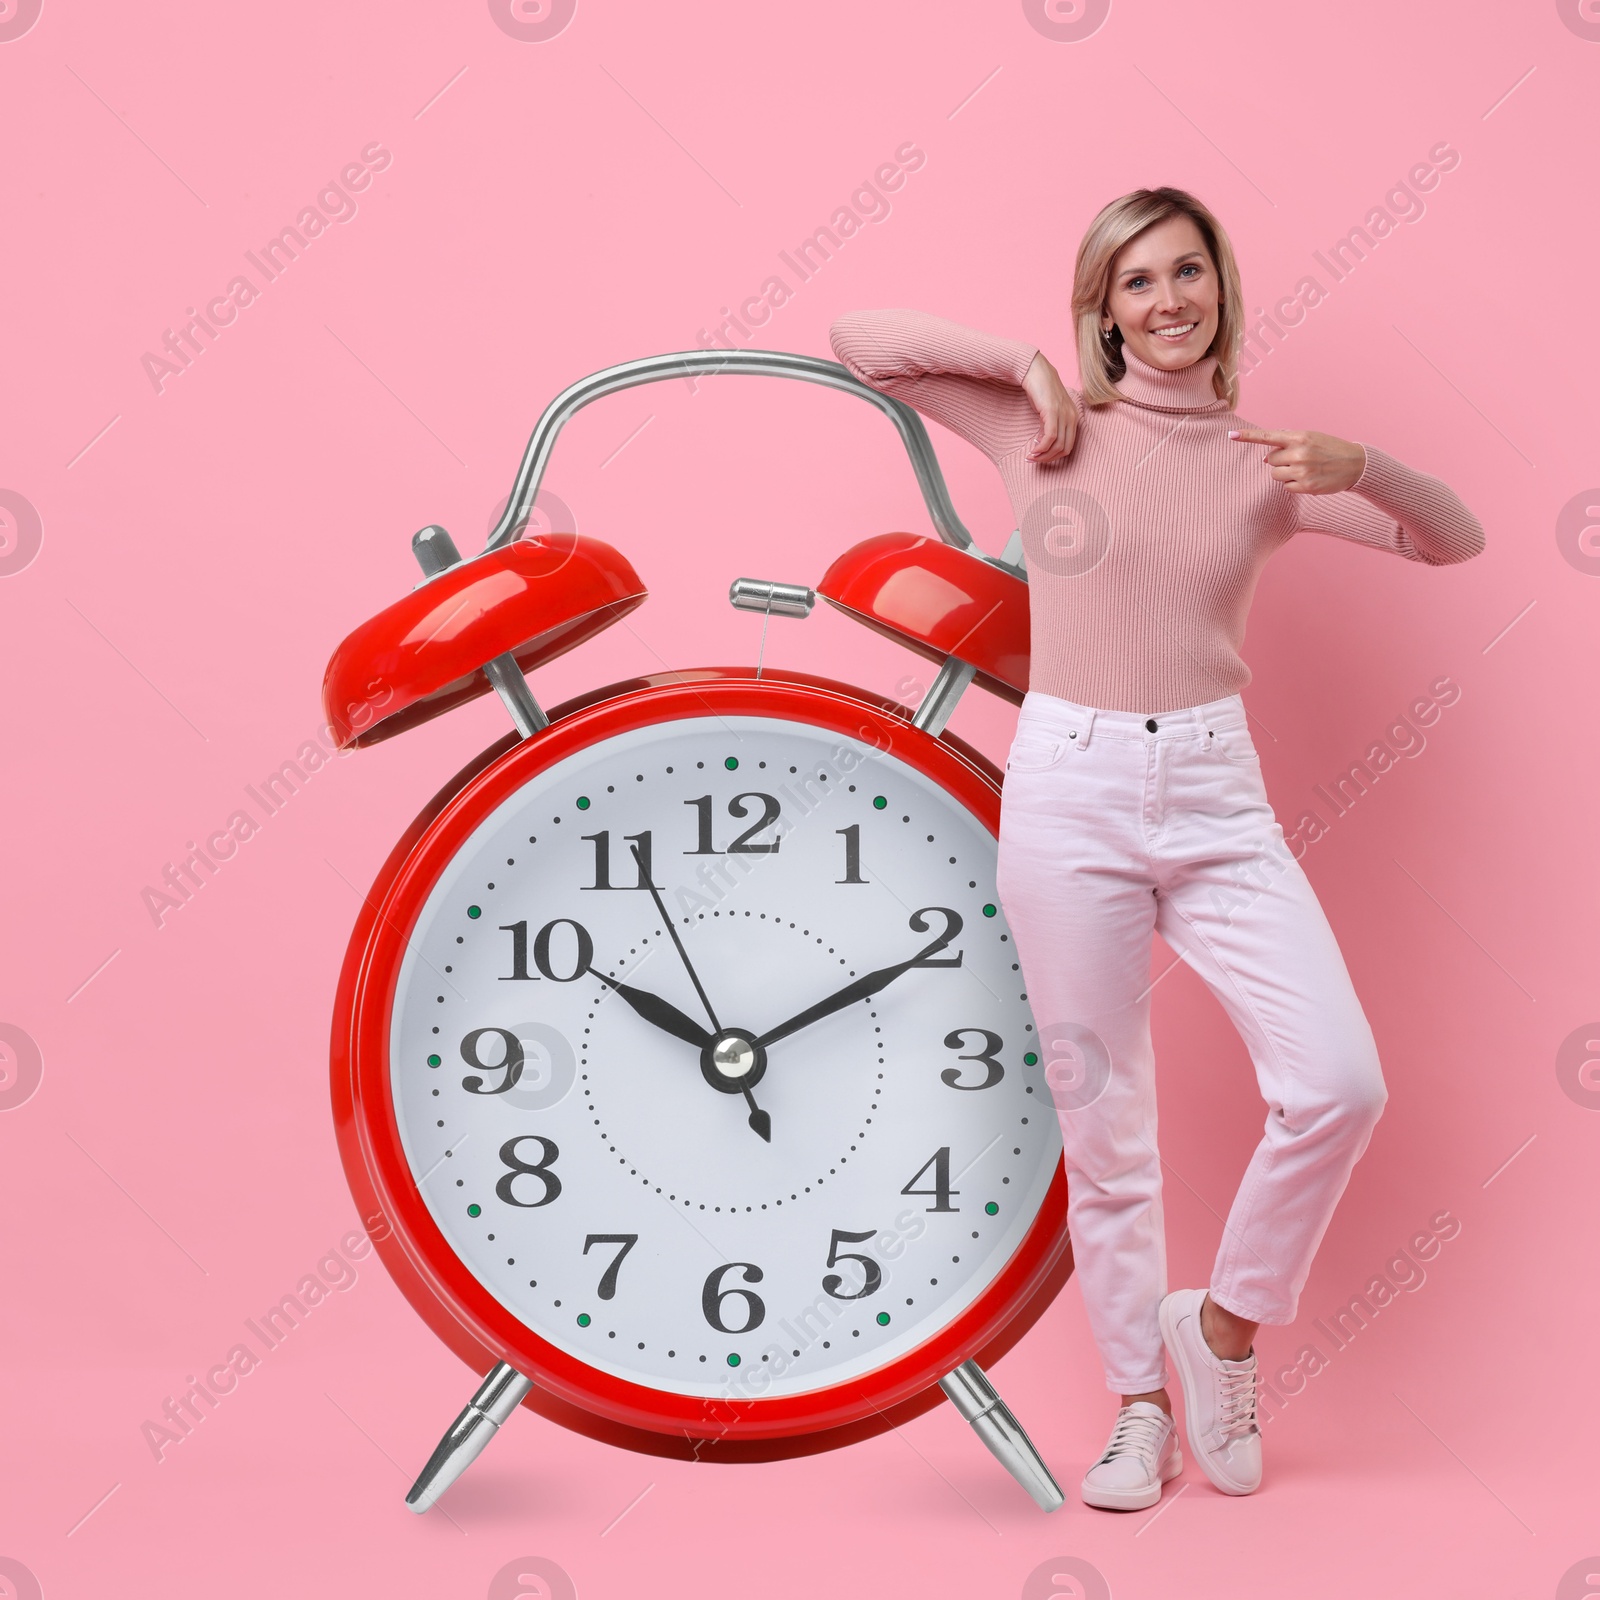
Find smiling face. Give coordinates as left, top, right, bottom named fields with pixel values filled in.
left=1101, top=212, right=1224, bottom=373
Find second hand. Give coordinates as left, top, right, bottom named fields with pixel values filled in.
left=632, top=841, right=772, bottom=1142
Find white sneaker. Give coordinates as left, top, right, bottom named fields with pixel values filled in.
left=1158, top=1287, right=1263, bottom=1495
left=1080, top=1400, right=1183, bottom=1511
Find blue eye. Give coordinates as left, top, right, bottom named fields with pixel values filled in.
left=1123, top=261, right=1205, bottom=295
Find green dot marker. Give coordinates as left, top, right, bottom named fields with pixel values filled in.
left=1024, top=1051, right=1038, bottom=1066
left=577, top=1313, right=591, bottom=1327
left=985, top=1201, right=999, bottom=1216
left=467, top=1203, right=481, bottom=1218
left=467, top=905, right=481, bottom=919
left=982, top=904, right=997, bottom=917
left=576, top=795, right=590, bottom=810
left=876, top=1311, right=890, bottom=1326
left=873, top=796, right=887, bottom=809
left=427, top=1053, right=441, bottom=1067
left=726, top=1352, right=741, bottom=1367
left=724, top=757, right=738, bottom=770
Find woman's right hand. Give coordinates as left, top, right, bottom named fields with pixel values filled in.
left=1021, top=351, right=1078, bottom=464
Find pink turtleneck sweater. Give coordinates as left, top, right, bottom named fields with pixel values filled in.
left=828, top=309, right=1486, bottom=714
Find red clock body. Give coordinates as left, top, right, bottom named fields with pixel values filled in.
left=331, top=666, right=1072, bottom=1463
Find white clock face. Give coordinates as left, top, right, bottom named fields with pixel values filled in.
left=390, top=713, right=1062, bottom=1403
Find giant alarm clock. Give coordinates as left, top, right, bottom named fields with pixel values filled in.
left=323, top=349, right=1073, bottom=1514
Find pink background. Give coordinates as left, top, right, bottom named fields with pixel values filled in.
left=2, top=2, right=1596, bottom=1596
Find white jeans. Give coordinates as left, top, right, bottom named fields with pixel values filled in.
left=995, top=690, right=1388, bottom=1395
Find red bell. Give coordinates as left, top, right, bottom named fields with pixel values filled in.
left=322, top=531, right=646, bottom=749
left=816, top=532, right=1029, bottom=707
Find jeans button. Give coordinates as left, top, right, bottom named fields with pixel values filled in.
left=1145, top=718, right=1158, bottom=732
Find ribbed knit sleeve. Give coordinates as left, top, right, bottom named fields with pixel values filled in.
left=828, top=309, right=1047, bottom=465
left=1291, top=442, right=1487, bottom=566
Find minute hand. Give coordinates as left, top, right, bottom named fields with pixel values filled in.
left=753, top=937, right=960, bottom=1050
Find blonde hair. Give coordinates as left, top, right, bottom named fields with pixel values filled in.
left=1071, top=186, right=1243, bottom=410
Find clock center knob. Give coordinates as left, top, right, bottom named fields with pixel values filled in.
left=699, top=1029, right=768, bottom=1095
left=711, top=1034, right=757, bottom=1079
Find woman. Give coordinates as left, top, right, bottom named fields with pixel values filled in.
left=828, top=186, right=1484, bottom=1511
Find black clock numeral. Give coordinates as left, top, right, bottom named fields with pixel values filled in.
left=701, top=1261, right=766, bottom=1333
left=582, top=1233, right=638, bottom=1301
left=499, top=922, right=532, bottom=980
left=727, top=792, right=782, bottom=853
left=495, top=1135, right=562, bottom=1208
left=909, top=906, right=964, bottom=968
left=940, top=1027, right=1005, bottom=1091
left=497, top=918, right=594, bottom=981
left=683, top=793, right=783, bottom=855
left=533, top=918, right=593, bottom=982
left=460, top=1027, right=525, bottom=1095
left=821, top=1228, right=882, bottom=1301
left=836, top=824, right=867, bottom=885
left=581, top=829, right=654, bottom=890
left=684, top=795, right=718, bottom=855
left=901, top=1146, right=960, bottom=1213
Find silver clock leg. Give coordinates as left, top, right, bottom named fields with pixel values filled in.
left=939, top=1359, right=1064, bottom=1512
left=405, top=1362, right=534, bottom=1514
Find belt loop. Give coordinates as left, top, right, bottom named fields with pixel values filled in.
left=1070, top=708, right=1096, bottom=750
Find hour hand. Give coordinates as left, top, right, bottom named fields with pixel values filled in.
left=588, top=968, right=714, bottom=1050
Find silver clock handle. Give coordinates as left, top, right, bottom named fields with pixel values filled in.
left=482, top=349, right=978, bottom=556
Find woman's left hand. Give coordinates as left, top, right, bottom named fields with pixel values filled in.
left=1228, top=427, right=1366, bottom=494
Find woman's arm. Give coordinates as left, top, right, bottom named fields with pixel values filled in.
left=829, top=309, right=1079, bottom=465
left=1231, top=426, right=1486, bottom=565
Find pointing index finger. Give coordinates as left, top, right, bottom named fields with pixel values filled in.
left=1228, top=427, right=1291, bottom=444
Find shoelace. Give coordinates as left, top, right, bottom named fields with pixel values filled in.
left=1096, top=1405, right=1170, bottom=1469
left=1216, top=1358, right=1260, bottom=1441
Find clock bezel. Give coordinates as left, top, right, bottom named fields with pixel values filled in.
left=332, top=666, right=1072, bottom=1459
